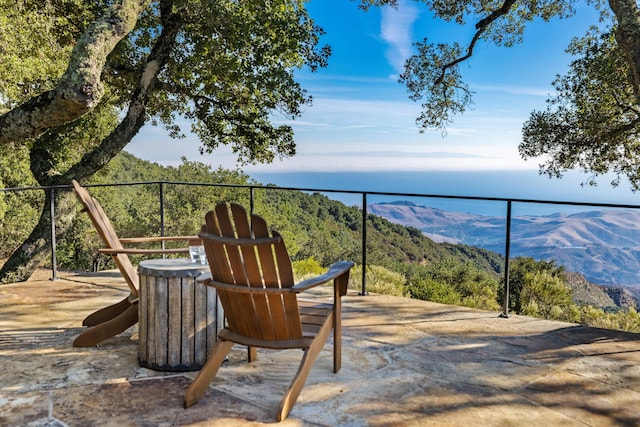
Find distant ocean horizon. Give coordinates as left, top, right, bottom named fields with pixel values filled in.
left=249, top=170, right=640, bottom=216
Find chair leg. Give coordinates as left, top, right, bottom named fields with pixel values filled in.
left=333, top=296, right=343, bottom=374
left=73, top=303, right=138, bottom=347
left=184, top=340, right=234, bottom=408
left=278, top=314, right=334, bottom=422
left=82, top=295, right=133, bottom=326
left=248, top=346, right=257, bottom=362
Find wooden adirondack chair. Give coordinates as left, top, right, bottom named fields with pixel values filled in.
left=71, top=180, right=199, bottom=347
left=184, top=203, right=354, bottom=421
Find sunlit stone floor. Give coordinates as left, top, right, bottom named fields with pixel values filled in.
left=1, top=269, right=640, bottom=426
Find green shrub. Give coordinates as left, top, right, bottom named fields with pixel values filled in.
left=348, top=264, right=407, bottom=297
left=292, top=257, right=325, bottom=280
left=504, top=257, right=566, bottom=313
left=408, top=278, right=461, bottom=305
left=520, top=270, right=574, bottom=320
left=404, top=260, right=500, bottom=310
left=578, top=305, right=640, bottom=333
left=612, top=307, right=640, bottom=333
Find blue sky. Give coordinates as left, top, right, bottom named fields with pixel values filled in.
left=126, top=0, right=639, bottom=204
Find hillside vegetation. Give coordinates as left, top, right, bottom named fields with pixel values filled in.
left=369, top=201, right=640, bottom=287
left=1, top=153, right=638, bottom=332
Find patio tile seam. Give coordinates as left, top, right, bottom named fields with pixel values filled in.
left=125, top=373, right=278, bottom=415
left=207, top=383, right=276, bottom=415
left=513, top=373, right=640, bottom=427
left=562, top=368, right=640, bottom=395
left=400, top=364, right=611, bottom=427
left=508, top=358, right=640, bottom=408
left=509, top=390, right=593, bottom=426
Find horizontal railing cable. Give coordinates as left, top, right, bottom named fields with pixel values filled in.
left=4, top=180, right=640, bottom=316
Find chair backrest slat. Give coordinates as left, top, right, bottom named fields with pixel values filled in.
left=201, top=203, right=302, bottom=342
left=231, top=203, right=277, bottom=340
left=72, top=180, right=138, bottom=296
left=251, top=215, right=298, bottom=339
left=205, top=207, right=257, bottom=337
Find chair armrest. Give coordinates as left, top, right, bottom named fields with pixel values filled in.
left=118, top=235, right=201, bottom=244
left=99, top=235, right=201, bottom=255
left=292, top=261, right=354, bottom=293
left=199, top=261, right=353, bottom=296
left=98, top=247, right=190, bottom=255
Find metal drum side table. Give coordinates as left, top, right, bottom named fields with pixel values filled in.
left=138, top=258, right=223, bottom=371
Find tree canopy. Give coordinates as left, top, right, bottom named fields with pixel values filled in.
left=520, top=24, right=640, bottom=188
left=0, top=0, right=330, bottom=282
left=0, top=0, right=329, bottom=168
left=364, top=0, right=640, bottom=189
left=3, top=0, right=640, bottom=183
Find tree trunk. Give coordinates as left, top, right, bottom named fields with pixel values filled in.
left=0, top=0, right=151, bottom=147
left=609, top=0, right=640, bottom=100
left=0, top=188, right=76, bottom=284
left=0, top=3, right=184, bottom=284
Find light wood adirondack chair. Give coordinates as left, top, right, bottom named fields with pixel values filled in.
left=184, top=203, right=354, bottom=421
left=71, top=180, right=199, bottom=347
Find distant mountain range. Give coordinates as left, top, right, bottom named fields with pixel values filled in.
left=368, top=201, right=640, bottom=289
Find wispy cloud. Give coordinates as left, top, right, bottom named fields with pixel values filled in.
left=470, top=83, right=555, bottom=97
left=244, top=150, right=533, bottom=173
left=380, top=0, right=419, bottom=75
left=310, top=150, right=491, bottom=159
left=277, top=96, right=423, bottom=131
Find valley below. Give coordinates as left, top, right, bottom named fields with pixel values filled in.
left=369, top=201, right=640, bottom=307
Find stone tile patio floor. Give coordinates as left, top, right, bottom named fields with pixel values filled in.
left=1, top=269, right=640, bottom=426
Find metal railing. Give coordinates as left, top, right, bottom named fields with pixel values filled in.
left=3, top=180, right=640, bottom=317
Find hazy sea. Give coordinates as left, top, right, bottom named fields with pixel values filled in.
left=250, top=170, right=640, bottom=217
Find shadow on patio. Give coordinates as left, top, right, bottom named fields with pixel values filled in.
left=1, top=269, right=639, bottom=426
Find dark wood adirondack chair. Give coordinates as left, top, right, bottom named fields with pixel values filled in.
left=71, top=180, right=199, bottom=347
left=184, top=203, right=354, bottom=421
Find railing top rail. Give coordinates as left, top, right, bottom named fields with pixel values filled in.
left=2, top=180, right=640, bottom=211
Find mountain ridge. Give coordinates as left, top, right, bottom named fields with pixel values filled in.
left=368, top=201, right=640, bottom=289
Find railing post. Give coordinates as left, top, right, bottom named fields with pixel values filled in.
left=159, top=181, right=166, bottom=254
left=360, top=192, right=368, bottom=296
left=250, top=186, right=255, bottom=214
left=500, top=200, right=512, bottom=318
left=49, top=187, right=58, bottom=281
